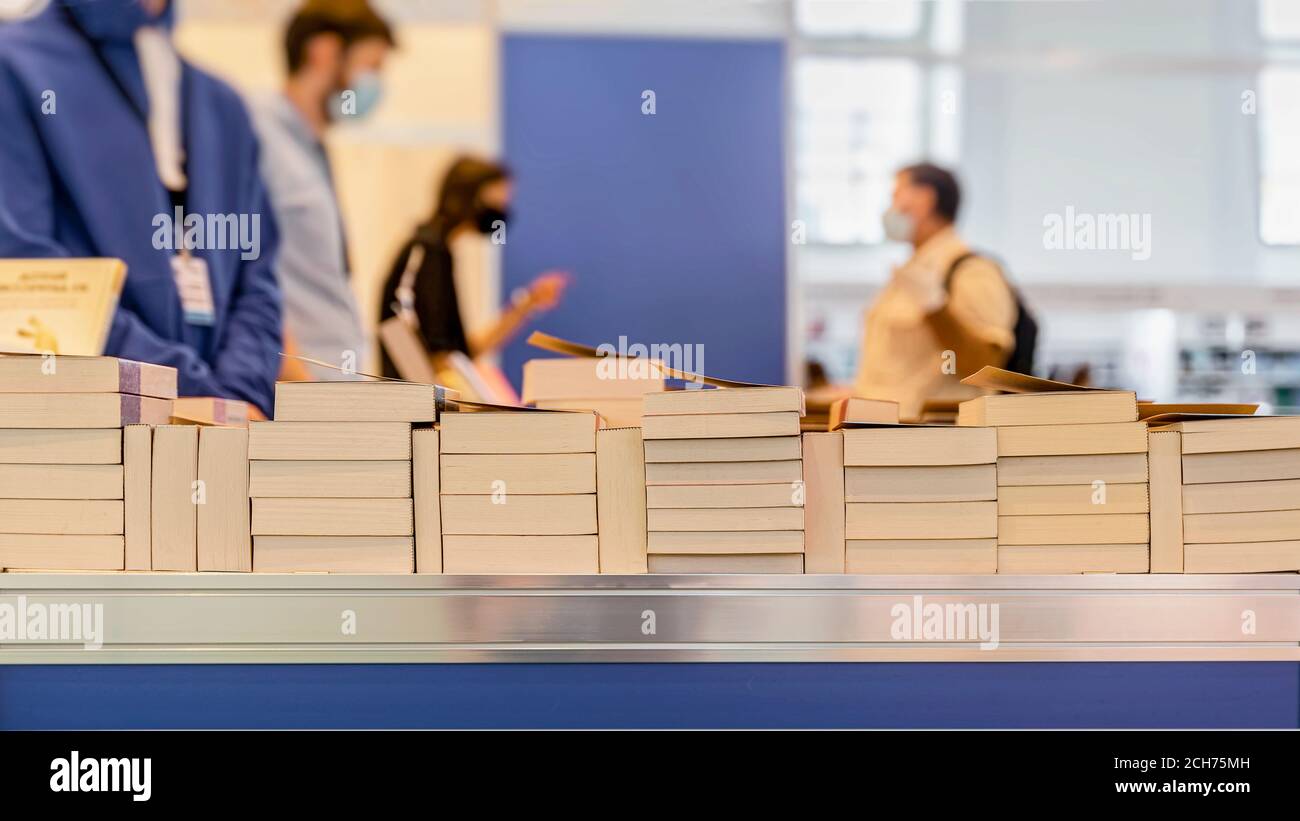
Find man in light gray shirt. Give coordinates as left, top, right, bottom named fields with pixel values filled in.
left=250, top=0, right=394, bottom=379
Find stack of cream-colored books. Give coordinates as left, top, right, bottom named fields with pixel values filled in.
left=641, top=386, right=806, bottom=573
left=841, top=424, right=999, bottom=573
left=438, top=409, right=602, bottom=573
left=247, top=381, right=440, bottom=573
left=1150, top=414, right=1300, bottom=573
left=0, top=355, right=173, bottom=572
left=522, top=356, right=665, bottom=428
left=958, top=368, right=1149, bottom=573
left=153, top=396, right=255, bottom=573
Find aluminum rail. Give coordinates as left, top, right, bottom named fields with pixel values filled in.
left=1, top=573, right=1297, bottom=664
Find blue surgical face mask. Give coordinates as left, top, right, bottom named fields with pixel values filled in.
left=329, top=70, right=383, bottom=122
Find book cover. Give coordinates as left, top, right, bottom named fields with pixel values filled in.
left=0, top=258, right=125, bottom=355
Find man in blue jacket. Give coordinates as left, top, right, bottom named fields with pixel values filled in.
left=0, top=0, right=282, bottom=417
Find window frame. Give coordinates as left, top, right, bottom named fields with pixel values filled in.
left=1256, top=0, right=1300, bottom=246
left=790, top=0, right=964, bottom=248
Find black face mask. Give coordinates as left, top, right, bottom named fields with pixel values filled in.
left=473, top=205, right=509, bottom=234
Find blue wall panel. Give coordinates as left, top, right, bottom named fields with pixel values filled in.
left=500, top=35, right=787, bottom=388
left=2, top=663, right=1296, bottom=729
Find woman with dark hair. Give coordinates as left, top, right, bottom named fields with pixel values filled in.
left=377, top=156, right=567, bottom=393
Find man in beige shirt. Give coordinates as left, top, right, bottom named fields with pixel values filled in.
left=855, top=163, right=1017, bottom=420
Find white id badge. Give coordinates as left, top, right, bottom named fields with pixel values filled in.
left=171, top=251, right=216, bottom=326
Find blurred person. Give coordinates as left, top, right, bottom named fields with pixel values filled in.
left=377, top=156, right=568, bottom=395
left=0, top=0, right=282, bottom=416
left=855, top=163, right=1029, bottom=420
left=250, top=0, right=394, bottom=381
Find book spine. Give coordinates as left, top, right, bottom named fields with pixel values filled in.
left=413, top=429, right=442, bottom=573
left=124, top=425, right=152, bottom=570
left=802, top=432, right=845, bottom=573
left=596, top=427, right=647, bottom=573
left=197, top=427, right=251, bottom=572
left=120, top=393, right=140, bottom=425
left=118, top=359, right=141, bottom=396
left=1148, top=430, right=1184, bottom=573
left=151, top=425, right=199, bottom=571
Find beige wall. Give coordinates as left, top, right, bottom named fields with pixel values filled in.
left=174, top=15, right=499, bottom=372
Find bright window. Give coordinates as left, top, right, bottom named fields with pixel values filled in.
left=1260, top=0, right=1300, bottom=40
left=794, top=57, right=923, bottom=244
left=1259, top=1, right=1300, bottom=244
left=795, top=0, right=923, bottom=39
left=1258, top=67, right=1300, bottom=244
left=792, top=1, right=963, bottom=246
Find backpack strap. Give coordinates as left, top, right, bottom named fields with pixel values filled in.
left=943, top=251, right=980, bottom=292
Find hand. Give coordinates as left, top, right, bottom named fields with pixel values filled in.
left=527, top=270, right=570, bottom=311
left=278, top=332, right=313, bottom=382
left=892, top=263, right=947, bottom=314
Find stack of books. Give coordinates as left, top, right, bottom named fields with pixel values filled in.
left=247, top=381, right=440, bottom=573
left=641, top=386, right=806, bottom=573
left=840, top=425, right=998, bottom=573
left=439, top=409, right=601, bottom=573
left=521, top=357, right=664, bottom=427
left=155, top=397, right=254, bottom=571
left=1150, top=415, right=1300, bottom=573
left=0, top=355, right=174, bottom=571
left=958, top=368, right=1149, bottom=573
left=148, top=422, right=251, bottom=572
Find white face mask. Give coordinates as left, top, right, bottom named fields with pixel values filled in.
left=881, top=208, right=915, bottom=243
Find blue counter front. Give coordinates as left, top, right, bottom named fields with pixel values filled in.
left=2, top=662, right=1297, bottom=729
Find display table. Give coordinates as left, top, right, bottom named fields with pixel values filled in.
left=3, top=574, right=1297, bottom=728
